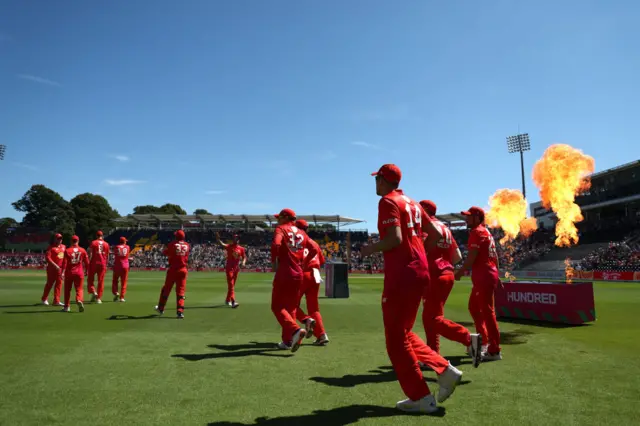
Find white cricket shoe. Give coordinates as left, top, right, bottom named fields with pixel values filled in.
left=41, top=300, right=50, bottom=306
left=61, top=306, right=71, bottom=312
left=231, top=301, right=239, bottom=309
left=77, top=301, right=85, bottom=313
left=53, top=301, right=64, bottom=307
left=290, top=328, right=306, bottom=353
left=396, top=394, right=438, bottom=414
left=119, top=298, right=126, bottom=303
left=96, top=299, right=102, bottom=304
left=226, top=301, right=232, bottom=307
left=482, top=352, right=503, bottom=362
left=113, top=293, right=120, bottom=302
left=305, top=318, right=316, bottom=339
left=469, top=333, right=483, bottom=368
left=154, top=305, right=164, bottom=315
left=277, top=342, right=291, bottom=350
left=437, top=363, right=462, bottom=403
left=312, top=333, right=330, bottom=346
left=90, top=293, right=97, bottom=302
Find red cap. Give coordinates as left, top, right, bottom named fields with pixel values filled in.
left=96, top=230, right=103, bottom=237
left=461, top=206, right=485, bottom=222
left=420, top=200, right=437, bottom=216
left=175, top=230, right=185, bottom=240
left=71, top=235, right=79, bottom=242
left=371, top=164, right=402, bottom=184
left=54, top=233, right=63, bottom=239
left=119, top=237, right=127, bottom=244
left=295, top=219, right=309, bottom=230
left=275, top=208, right=296, bottom=220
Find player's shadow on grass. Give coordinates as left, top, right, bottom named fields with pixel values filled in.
left=4, top=310, right=62, bottom=314
left=107, top=314, right=168, bottom=320
left=310, top=366, right=470, bottom=389
left=500, top=328, right=535, bottom=345
left=206, top=404, right=445, bottom=425
left=173, top=342, right=293, bottom=361
left=499, top=317, right=592, bottom=329
left=186, top=304, right=227, bottom=310
left=0, top=304, right=42, bottom=309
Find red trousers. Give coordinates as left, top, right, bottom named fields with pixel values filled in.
left=158, top=268, right=188, bottom=313
left=225, top=268, right=239, bottom=303
left=295, top=271, right=325, bottom=338
left=112, top=268, right=129, bottom=298
left=42, top=268, right=62, bottom=303
left=88, top=264, right=107, bottom=299
left=63, top=274, right=84, bottom=308
left=272, top=277, right=302, bottom=343
left=469, top=275, right=501, bottom=354
left=422, top=273, right=471, bottom=353
left=382, top=279, right=449, bottom=401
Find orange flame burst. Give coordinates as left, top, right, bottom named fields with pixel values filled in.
left=486, top=189, right=538, bottom=244
left=532, top=144, right=595, bottom=247
left=564, top=258, right=575, bottom=284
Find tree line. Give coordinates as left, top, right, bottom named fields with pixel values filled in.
left=1, top=185, right=212, bottom=246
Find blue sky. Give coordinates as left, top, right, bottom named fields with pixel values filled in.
left=1, top=0, right=639, bottom=232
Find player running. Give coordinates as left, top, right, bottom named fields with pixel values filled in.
left=419, top=200, right=482, bottom=368
left=40, top=233, right=65, bottom=306
left=360, top=164, right=463, bottom=414
left=271, top=208, right=318, bottom=353
left=216, top=232, right=246, bottom=308
left=112, top=237, right=130, bottom=302
left=155, top=230, right=190, bottom=319
left=60, top=235, right=89, bottom=313
left=294, top=219, right=329, bottom=346
left=454, top=206, right=502, bottom=361
left=88, top=231, right=110, bottom=304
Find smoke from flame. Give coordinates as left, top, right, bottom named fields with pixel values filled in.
left=486, top=189, right=538, bottom=244
left=532, top=144, right=595, bottom=247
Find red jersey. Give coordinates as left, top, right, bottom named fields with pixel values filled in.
left=427, top=219, right=459, bottom=277
left=89, top=239, right=110, bottom=266
left=377, top=189, right=430, bottom=281
left=113, top=244, right=131, bottom=270
left=301, top=239, right=325, bottom=271
left=163, top=240, right=190, bottom=270
left=46, top=243, right=66, bottom=270
left=271, top=223, right=318, bottom=280
left=61, top=245, right=90, bottom=276
left=467, top=224, right=499, bottom=274
left=225, top=244, right=246, bottom=270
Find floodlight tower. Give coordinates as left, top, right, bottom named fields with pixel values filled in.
left=506, top=133, right=531, bottom=199
left=0, top=144, right=5, bottom=161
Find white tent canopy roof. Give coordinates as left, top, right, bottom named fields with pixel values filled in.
left=113, top=214, right=365, bottom=226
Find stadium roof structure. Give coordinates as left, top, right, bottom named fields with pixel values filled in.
left=435, top=213, right=467, bottom=225
left=113, top=214, right=365, bottom=229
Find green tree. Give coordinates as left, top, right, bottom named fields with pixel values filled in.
left=159, top=203, right=187, bottom=215
left=132, top=204, right=187, bottom=215
left=70, top=193, right=120, bottom=246
left=0, top=217, right=18, bottom=227
left=133, top=205, right=162, bottom=215
left=193, top=209, right=212, bottom=215
left=12, top=185, right=76, bottom=240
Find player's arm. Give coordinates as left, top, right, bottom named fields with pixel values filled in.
left=451, top=248, right=463, bottom=265
left=421, top=208, right=442, bottom=250
left=83, top=250, right=90, bottom=275
left=271, top=230, right=283, bottom=270
left=318, top=244, right=326, bottom=267
left=302, top=238, right=319, bottom=269
left=88, top=244, right=93, bottom=262
left=362, top=199, right=402, bottom=256
left=60, top=252, right=68, bottom=272
left=46, top=248, right=58, bottom=269
left=241, top=248, right=247, bottom=267
left=455, top=232, right=479, bottom=280
left=216, top=232, right=228, bottom=248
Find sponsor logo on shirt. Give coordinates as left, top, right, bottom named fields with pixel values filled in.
left=382, top=218, right=399, bottom=225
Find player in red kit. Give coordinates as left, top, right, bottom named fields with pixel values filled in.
left=293, top=219, right=329, bottom=346
left=454, top=206, right=502, bottom=361
left=112, top=237, right=130, bottom=303
left=419, top=200, right=482, bottom=368
left=360, top=164, right=463, bottom=414
left=216, top=233, right=246, bottom=308
left=271, top=209, right=318, bottom=353
left=40, top=233, right=66, bottom=306
left=88, top=231, right=110, bottom=304
left=155, top=230, right=190, bottom=319
left=60, top=235, right=89, bottom=313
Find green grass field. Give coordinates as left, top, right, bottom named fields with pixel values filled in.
left=1, top=270, right=639, bottom=426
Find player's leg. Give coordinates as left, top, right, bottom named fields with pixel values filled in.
left=468, top=284, right=488, bottom=344
left=156, top=272, right=176, bottom=313
left=52, top=272, right=63, bottom=306
left=382, top=285, right=433, bottom=404
left=175, top=269, right=187, bottom=318
left=96, top=265, right=106, bottom=302
left=87, top=266, right=97, bottom=301
left=225, top=270, right=233, bottom=304
left=479, top=281, right=501, bottom=359
left=271, top=280, right=304, bottom=348
left=41, top=270, right=56, bottom=304
left=306, top=281, right=326, bottom=340
left=74, top=275, right=85, bottom=312
left=231, top=269, right=239, bottom=303
left=422, top=279, right=442, bottom=353
left=120, top=269, right=129, bottom=300
left=112, top=269, right=120, bottom=301
left=295, top=275, right=311, bottom=322
left=432, top=275, right=472, bottom=348
left=62, top=275, right=73, bottom=311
